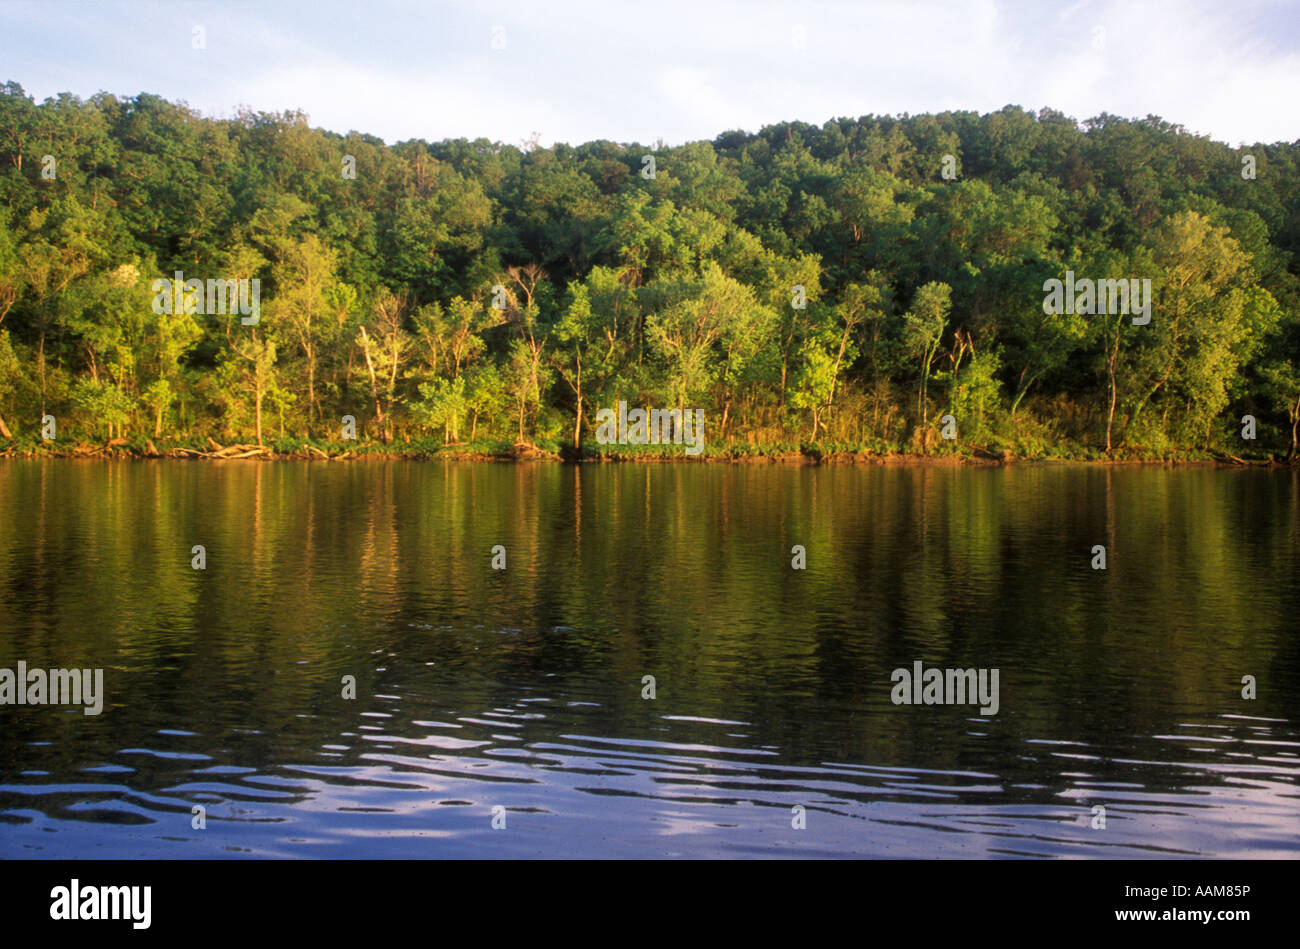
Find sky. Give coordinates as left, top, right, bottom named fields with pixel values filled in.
left=1, top=0, right=1298, bottom=148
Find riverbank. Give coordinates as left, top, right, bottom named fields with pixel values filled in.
left=0, top=436, right=1291, bottom=467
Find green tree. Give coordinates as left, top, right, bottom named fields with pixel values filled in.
left=901, top=281, right=951, bottom=436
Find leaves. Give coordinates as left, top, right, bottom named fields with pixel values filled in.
left=0, top=84, right=1296, bottom=455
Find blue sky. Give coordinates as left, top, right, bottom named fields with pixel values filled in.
left=2, top=0, right=1298, bottom=147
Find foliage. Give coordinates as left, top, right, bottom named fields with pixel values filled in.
left=0, top=86, right=1296, bottom=457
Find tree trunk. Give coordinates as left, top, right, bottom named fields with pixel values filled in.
left=307, top=351, right=316, bottom=426
left=573, top=382, right=583, bottom=449
left=359, top=326, right=384, bottom=437
left=38, top=328, right=47, bottom=412
left=384, top=341, right=399, bottom=443
left=1105, top=365, right=1117, bottom=453
left=1010, top=367, right=1040, bottom=417
left=255, top=385, right=264, bottom=447
left=1105, top=325, right=1121, bottom=453
left=1123, top=361, right=1174, bottom=442
left=572, top=356, right=583, bottom=449
left=1290, top=392, right=1300, bottom=460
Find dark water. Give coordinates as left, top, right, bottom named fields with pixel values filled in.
left=1, top=459, right=1297, bottom=858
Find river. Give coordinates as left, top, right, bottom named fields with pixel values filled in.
left=1, top=460, right=1297, bottom=857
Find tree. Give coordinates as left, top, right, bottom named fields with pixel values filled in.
left=1122, top=211, right=1278, bottom=448
left=789, top=339, right=836, bottom=440
left=901, top=282, right=951, bottom=436
left=499, top=264, right=550, bottom=440
left=272, top=234, right=340, bottom=428
left=357, top=288, right=409, bottom=442
left=1259, top=360, right=1300, bottom=459
left=224, top=328, right=278, bottom=447
left=1, top=89, right=1298, bottom=459
left=552, top=282, right=595, bottom=448
left=413, top=376, right=467, bottom=444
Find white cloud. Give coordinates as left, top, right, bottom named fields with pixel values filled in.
left=1, top=0, right=1296, bottom=145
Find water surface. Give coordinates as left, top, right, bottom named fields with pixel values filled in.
left=1, top=460, right=1297, bottom=858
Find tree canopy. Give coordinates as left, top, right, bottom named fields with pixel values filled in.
left=1, top=86, right=1297, bottom=457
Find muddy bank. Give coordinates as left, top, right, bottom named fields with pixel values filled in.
left=1, top=438, right=1290, bottom=468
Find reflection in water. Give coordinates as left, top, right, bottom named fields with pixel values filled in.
left=0, top=460, right=1297, bottom=857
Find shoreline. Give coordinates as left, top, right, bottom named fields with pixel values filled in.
left=0, top=441, right=1290, bottom=468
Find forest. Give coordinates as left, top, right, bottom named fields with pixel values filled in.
left=0, top=81, right=1298, bottom=460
